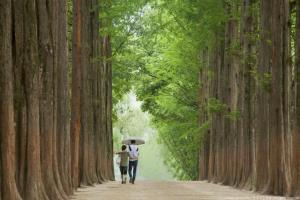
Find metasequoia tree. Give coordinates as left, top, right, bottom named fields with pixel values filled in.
left=70, top=0, right=114, bottom=187
left=253, top=0, right=270, bottom=192
left=56, top=0, right=73, bottom=195
left=290, top=0, right=300, bottom=195
left=0, top=0, right=22, bottom=199
left=198, top=0, right=300, bottom=196
left=0, top=0, right=114, bottom=199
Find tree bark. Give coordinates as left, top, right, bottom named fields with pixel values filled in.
left=290, top=0, right=300, bottom=196
left=0, top=0, right=22, bottom=199
left=71, top=0, right=82, bottom=188
left=198, top=0, right=293, bottom=196
left=263, top=0, right=286, bottom=195
left=252, top=0, right=271, bottom=192
left=0, top=0, right=114, bottom=198
left=37, top=0, right=67, bottom=199
left=56, top=0, right=73, bottom=195
left=282, top=0, right=292, bottom=196
left=71, top=0, right=114, bottom=187
left=23, top=2, right=49, bottom=199
left=12, top=0, right=27, bottom=196
left=105, top=35, right=115, bottom=181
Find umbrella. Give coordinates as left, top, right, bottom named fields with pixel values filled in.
left=122, top=137, right=145, bottom=145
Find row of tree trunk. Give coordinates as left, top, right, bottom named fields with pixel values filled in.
left=198, top=0, right=300, bottom=196
left=0, top=0, right=114, bottom=200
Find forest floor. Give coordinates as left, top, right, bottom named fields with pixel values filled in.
left=71, top=181, right=292, bottom=200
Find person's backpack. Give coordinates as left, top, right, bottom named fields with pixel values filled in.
left=128, top=145, right=139, bottom=158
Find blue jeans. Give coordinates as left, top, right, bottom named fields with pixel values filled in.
left=128, top=160, right=138, bottom=180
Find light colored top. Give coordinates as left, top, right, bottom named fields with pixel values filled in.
left=128, top=145, right=139, bottom=161
left=117, top=151, right=130, bottom=167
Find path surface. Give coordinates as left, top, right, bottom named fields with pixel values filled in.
left=71, top=181, right=292, bottom=200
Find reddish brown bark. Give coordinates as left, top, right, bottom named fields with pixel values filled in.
left=198, top=49, right=211, bottom=181
left=251, top=0, right=271, bottom=192
left=22, top=1, right=49, bottom=199
left=78, top=0, right=93, bottom=186
left=90, top=0, right=102, bottom=183
left=37, top=0, right=67, bottom=199
left=198, top=0, right=297, bottom=196
left=290, top=0, right=300, bottom=196
left=56, top=0, right=73, bottom=195
left=71, top=0, right=82, bottom=188
left=105, top=35, right=115, bottom=181
left=237, top=0, right=256, bottom=189
left=263, top=0, right=287, bottom=195
left=282, top=0, right=292, bottom=196
left=93, top=2, right=106, bottom=182
left=12, top=0, right=27, bottom=196
left=0, top=0, right=22, bottom=199
left=0, top=0, right=114, bottom=198
left=70, top=0, right=114, bottom=187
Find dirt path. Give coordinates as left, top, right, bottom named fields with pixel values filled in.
left=71, top=181, right=291, bottom=200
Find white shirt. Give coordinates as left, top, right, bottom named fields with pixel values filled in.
left=128, top=145, right=139, bottom=161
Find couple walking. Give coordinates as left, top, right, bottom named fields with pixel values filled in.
left=116, top=140, right=139, bottom=184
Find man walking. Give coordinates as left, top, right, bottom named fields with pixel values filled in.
left=128, top=140, right=139, bottom=184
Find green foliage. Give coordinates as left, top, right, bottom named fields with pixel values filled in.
left=110, top=0, right=226, bottom=180
left=113, top=92, right=174, bottom=180
left=107, top=0, right=151, bottom=117
left=138, top=134, right=174, bottom=180
left=113, top=92, right=152, bottom=148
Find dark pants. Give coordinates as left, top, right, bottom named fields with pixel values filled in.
left=120, top=166, right=127, bottom=175
left=128, top=160, right=138, bottom=180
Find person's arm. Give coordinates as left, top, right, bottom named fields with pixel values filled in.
left=129, top=152, right=138, bottom=159
left=127, top=152, right=134, bottom=159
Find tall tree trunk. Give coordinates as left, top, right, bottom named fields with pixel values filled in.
left=94, top=3, right=106, bottom=183
left=223, top=3, right=239, bottom=185
left=253, top=0, right=271, bottom=192
left=100, top=32, right=109, bottom=181
left=79, top=0, right=93, bottom=186
left=264, top=0, right=286, bottom=195
left=0, top=0, right=22, bottom=199
left=71, top=0, right=113, bottom=186
left=37, top=0, right=67, bottom=199
left=56, top=0, right=73, bottom=195
left=71, top=0, right=82, bottom=188
left=49, top=1, right=71, bottom=198
left=198, top=49, right=210, bottom=181
left=23, top=2, right=49, bottom=199
left=207, top=45, right=220, bottom=182
left=0, top=0, right=114, bottom=198
left=291, top=0, right=300, bottom=196
left=90, top=0, right=104, bottom=183
left=238, top=0, right=257, bottom=189
left=282, top=0, right=292, bottom=196
left=12, top=0, right=27, bottom=196
left=105, top=35, right=115, bottom=181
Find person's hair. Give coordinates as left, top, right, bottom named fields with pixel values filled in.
left=131, top=140, right=136, bottom=144
left=121, top=145, right=126, bottom=151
